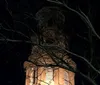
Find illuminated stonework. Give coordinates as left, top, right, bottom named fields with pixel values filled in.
left=24, top=7, right=76, bottom=85
left=24, top=44, right=76, bottom=85
left=24, top=61, right=75, bottom=85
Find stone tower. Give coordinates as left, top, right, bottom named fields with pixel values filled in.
left=24, top=7, right=76, bottom=85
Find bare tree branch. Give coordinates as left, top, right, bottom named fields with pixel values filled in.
left=14, top=20, right=39, bottom=43
left=40, top=45, right=97, bottom=85
left=47, top=0, right=100, bottom=40
left=0, top=24, right=30, bottom=40
left=0, top=38, right=31, bottom=43
left=42, top=44, right=100, bottom=74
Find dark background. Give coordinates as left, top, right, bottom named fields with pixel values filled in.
left=0, top=0, right=100, bottom=85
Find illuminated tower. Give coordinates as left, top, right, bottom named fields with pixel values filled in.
left=24, top=7, right=76, bottom=85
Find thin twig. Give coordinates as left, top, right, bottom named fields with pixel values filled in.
left=14, top=20, right=39, bottom=43
left=1, top=25, right=30, bottom=40
left=0, top=38, right=31, bottom=44
left=42, top=44, right=100, bottom=75
left=47, top=0, right=100, bottom=40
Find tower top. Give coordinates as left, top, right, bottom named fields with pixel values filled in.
left=35, top=6, right=65, bottom=31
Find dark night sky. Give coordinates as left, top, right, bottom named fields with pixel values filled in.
left=0, top=0, right=100, bottom=85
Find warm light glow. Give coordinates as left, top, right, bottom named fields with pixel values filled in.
left=40, top=80, right=54, bottom=85
left=45, top=67, right=54, bottom=85
left=24, top=65, right=75, bottom=85
left=29, top=68, right=34, bottom=85
left=45, top=80, right=54, bottom=85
